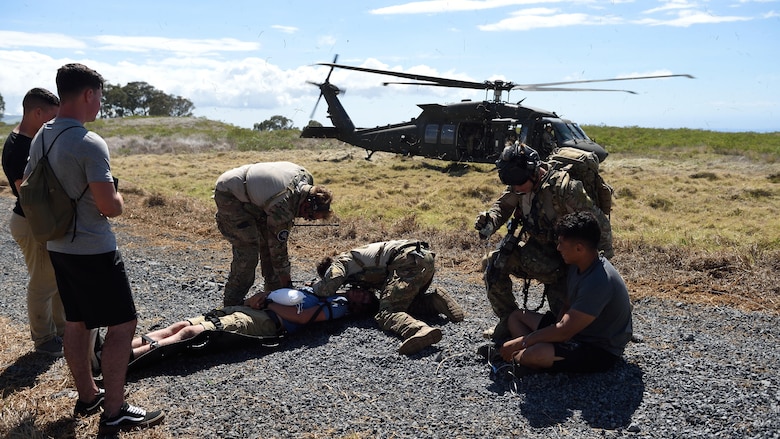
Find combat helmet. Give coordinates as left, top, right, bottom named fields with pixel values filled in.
left=495, top=143, right=541, bottom=186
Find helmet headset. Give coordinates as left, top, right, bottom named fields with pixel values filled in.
left=495, top=143, right=541, bottom=186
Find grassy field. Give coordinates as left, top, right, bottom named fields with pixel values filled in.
left=2, top=117, right=779, bottom=254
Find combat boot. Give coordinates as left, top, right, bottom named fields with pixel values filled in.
left=398, top=326, right=442, bottom=355
left=482, top=314, right=511, bottom=341
left=427, top=287, right=464, bottom=322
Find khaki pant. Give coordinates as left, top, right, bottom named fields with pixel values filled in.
left=8, top=212, right=66, bottom=347
left=188, top=306, right=279, bottom=336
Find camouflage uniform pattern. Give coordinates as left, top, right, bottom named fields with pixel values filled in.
left=214, top=162, right=313, bottom=305
left=311, top=240, right=437, bottom=340
left=484, top=163, right=613, bottom=316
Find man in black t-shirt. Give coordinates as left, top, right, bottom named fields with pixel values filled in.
left=1, top=88, right=64, bottom=356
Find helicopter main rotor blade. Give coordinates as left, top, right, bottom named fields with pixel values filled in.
left=513, top=73, right=694, bottom=89
left=317, top=63, right=495, bottom=90
left=519, top=86, right=637, bottom=94
left=381, top=80, right=489, bottom=90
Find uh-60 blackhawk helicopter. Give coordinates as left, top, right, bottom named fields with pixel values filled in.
left=300, top=57, right=693, bottom=163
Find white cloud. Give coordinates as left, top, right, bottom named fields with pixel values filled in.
left=271, top=25, right=299, bottom=34
left=370, top=0, right=544, bottom=15
left=0, top=31, right=87, bottom=49
left=92, top=35, right=260, bottom=55
left=479, top=8, right=623, bottom=31
left=634, top=9, right=752, bottom=26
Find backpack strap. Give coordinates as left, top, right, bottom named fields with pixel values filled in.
left=41, top=126, right=94, bottom=242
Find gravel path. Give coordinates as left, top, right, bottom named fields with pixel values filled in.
left=1, top=195, right=778, bottom=438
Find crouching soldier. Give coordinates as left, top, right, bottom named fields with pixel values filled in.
left=311, top=240, right=464, bottom=355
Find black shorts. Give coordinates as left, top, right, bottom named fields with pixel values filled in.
left=537, top=311, right=619, bottom=373
left=49, top=250, right=137, bottom=329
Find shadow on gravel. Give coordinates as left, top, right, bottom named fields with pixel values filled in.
left=0, top=351, right=59, bottom=397
left=491, top=360, right=644, bottom=430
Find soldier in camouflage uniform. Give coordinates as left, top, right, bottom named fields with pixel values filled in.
left=310, top=240, right=464, bottom=355
left=214, top=161, right=333, bottom=306
left=475, top=144, right=613, bottom=340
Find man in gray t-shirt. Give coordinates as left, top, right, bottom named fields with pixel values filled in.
left=25, top=63, right=163, bottom=434
left=498, top=211, right=633, bottom=373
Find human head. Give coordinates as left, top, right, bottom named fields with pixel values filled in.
left=495, top=143, right=541, bottom=189
left=56, top=63, right=104, bottom=99
left=21, top=88, right=59, bottom=128
left=298, top=185, right=333, bottom=221
left=343, top=286, right=380, bottom=315
left=316, top=256, right=333, bottom=278
left=555, top=211, right=601, bottom=263
left=56, top=63, right=104, bottom=122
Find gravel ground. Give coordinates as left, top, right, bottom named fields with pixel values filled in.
left=1, top=195, right=779, bottom=439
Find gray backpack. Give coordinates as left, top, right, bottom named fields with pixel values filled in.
left=19, top=127, right=88, bottom=242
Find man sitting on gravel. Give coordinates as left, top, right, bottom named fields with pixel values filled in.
left=310, top=240, right=464, bottom=355
left=124, top=286, right=378, bottom=361
left=497, top=211, right=633, bottom=373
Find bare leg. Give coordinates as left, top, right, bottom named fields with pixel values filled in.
left=101, top=319, right=137, bottom=417
left=64, top=321, right=100, bottom=404
left=131, top=322, right=206, bottom=358
left=130, top=321, right=192, bottom=348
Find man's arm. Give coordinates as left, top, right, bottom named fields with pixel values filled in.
left=90, top=181, right=123, bottom=217
left=266, top=301, right=329, bottom=324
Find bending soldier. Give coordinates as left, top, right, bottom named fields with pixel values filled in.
left=475, top=144, right=613, bottom=340
left=311, top=240, right=464, bottom=355
left=214, top=161, right=333, bottom=306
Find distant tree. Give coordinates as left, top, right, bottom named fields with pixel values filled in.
left=100, top=81, right=194, bottom=118
left=0, top=92, right=5, bottom=119
left=254, top=115, right=295, bottom=131
left=306, top=120, right=323, bottom=128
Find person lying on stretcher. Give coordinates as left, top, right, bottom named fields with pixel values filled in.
left=129, top=286, right=378, bottom=359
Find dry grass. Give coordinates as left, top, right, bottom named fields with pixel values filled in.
left=2, top=134, right=779, bottom=438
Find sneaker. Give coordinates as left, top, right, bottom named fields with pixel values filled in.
left=89, top=329, right=103, bottom=375
left=73, top=388, right=105, bottom=417
left=398, top=326, right=442, bottom=355
left=476, top=342, right=503, bottom=364
left=34, top=336, right=64, bottom=357
left=99, top=402, right=164, bottom=434
left=427, top=287, right=465, bottom=322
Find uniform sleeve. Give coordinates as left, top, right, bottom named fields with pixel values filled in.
left=263, top=195, right=297, bottom=278
left=486, top=188, right=521, bottom=229
left=311, top=259, right=348, bottom=297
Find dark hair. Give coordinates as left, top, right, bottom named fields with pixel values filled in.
left=316, top=256, right=333, bottom=278
left=56, top=63, right=104, bottom=100
left=22, top=88, right=60, bottom=111
left=309, top=185, right=333, bottom=219
left=555, top=211, right=601, bottom=250
left=345, top=287, right=380, bottom=315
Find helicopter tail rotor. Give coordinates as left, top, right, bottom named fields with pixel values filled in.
left=309, top=54, right=340, bottom=119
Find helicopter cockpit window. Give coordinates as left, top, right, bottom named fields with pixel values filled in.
left=441, top=124, right=456, bottom=145
left=424, top=124, right=439, bottom=143
left=552, top=123, right=575, bottom=143
left=568, top=123, right=591, bottom=140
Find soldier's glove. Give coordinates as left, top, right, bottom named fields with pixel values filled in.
left=474, top=212, right=489, bottom=230
left=475, top=212, right=494, bottom=239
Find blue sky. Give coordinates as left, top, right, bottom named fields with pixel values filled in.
left=1, top=0, right=778, bottom=132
